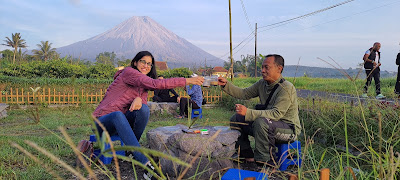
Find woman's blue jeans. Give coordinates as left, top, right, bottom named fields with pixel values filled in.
left=96, top=104, right=150, bottom=164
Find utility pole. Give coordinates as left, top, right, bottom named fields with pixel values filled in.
left=229, top=0, right=233, bottom=81
left=204, top=58, right=207, bottom=76
left=254, top=23, right=257, bottom=78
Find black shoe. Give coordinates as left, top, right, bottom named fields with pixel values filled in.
left=231, top=152, right=239, bottom=159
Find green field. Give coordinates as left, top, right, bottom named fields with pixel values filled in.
left=1, top=77, right=399, bottom=179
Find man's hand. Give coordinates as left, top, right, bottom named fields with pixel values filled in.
left=235, top=104, right=247, bottom=116
left=177, top=97, right=181, bottom=103
left=129, top=97, right=142, bottom=111
left=373, top=61, right=377, bottom=67
left=218, top=77, right=227, bottom=86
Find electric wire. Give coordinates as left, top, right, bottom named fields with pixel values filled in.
left=211, top=0, right=399, bottom=62
left=209, top=0, right=355, bottom=62
left=240, top=0, right=254, bottom=32
left=257, top=0, right=355, bottom=29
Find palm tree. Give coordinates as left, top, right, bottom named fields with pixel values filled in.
left=2, top=33, right=27, bottom=64
left=33, top=41, right=57, bottom=61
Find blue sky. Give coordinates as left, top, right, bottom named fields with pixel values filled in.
left=1, top=0, right=400, bottom=71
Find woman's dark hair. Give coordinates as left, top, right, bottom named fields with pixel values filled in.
left=131, top=51, right=157, bottom=79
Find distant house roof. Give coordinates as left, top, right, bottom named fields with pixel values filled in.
left=198, top=69, right=206, bottom=73
left=213, top=66, right=228, bottom=72
left=155, top=61, right=169, bottom=71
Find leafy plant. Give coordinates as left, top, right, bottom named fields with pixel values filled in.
left=2, top=33, right=27, bottom=64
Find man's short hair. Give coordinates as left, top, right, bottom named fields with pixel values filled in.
left=266, top=54, right=284, bottom=73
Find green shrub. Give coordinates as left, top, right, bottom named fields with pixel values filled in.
left=158, top=67, right=193, bottom=78
left=87, top=63, right=117, bottom=79
left=0, top=59, right=116, bottom=79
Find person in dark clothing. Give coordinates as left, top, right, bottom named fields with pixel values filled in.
left=362, top=42, right=385, bottom=99
left=395, top=52, right=400, bottom=96
left=152, top=76, right=180, bottom=103
left=175, top=74, right=203, bottom=119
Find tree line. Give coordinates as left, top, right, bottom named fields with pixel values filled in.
left=1, top=33, right=134, bottom=67
left=223, top=54, right=263, bottom=77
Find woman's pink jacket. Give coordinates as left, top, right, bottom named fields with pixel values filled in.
left=93, top=67, right=186, bottom=117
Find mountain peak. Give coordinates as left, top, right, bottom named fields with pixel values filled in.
left=57, top=16, right=223, bottom=68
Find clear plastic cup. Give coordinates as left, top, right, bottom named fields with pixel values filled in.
left=203, top=75, right=218, bottom=87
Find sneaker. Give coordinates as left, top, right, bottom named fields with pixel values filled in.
left=143, top=163, right=159, bottom=180
left=376, top=94, right=386, bottom=99
left=361, top=93, right=368, bottom=98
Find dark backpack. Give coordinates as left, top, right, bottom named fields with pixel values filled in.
left=396, top=53, right=400, bottom=66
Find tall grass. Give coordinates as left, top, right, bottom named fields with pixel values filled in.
left=1, top=73, right=400, bottom=179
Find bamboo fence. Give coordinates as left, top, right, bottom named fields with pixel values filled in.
left=0, top=88, right=223, bottom=105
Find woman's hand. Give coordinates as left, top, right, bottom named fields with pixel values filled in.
left=186, top=76, right=204, bottom=85
left=129, top=97, right=142, bottom=111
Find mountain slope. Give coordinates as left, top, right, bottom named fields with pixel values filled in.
left=57, top=16, right=223, bottom=68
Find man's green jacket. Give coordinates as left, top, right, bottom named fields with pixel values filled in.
left=222, top=77, right=301, bottom=135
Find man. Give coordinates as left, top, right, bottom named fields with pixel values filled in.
left=362, top=42, right=385, bottom=99
left=218, top=54, right=301, bottom=170
left=153, top=76, right=180, bottom=103
left=395, top=50, right=400, bottom=96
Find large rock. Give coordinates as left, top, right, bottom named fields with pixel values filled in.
left=147, top=101, right=179, bottom=115
left=147, top=125, right=240, bottom=178
left=0, top=103, right=9, bottom=119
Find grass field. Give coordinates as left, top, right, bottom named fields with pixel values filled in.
left=1, top=77, right=400, bottom=179
left=232, top=76, right=399, bottom=98
left=1, top=75, right=399, bottom=98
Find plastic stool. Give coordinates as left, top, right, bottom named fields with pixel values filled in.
left=90, top=134, right=125, bottom=164
left=222, top=168, right=268, bottom=180
left=276, top=140, right=302, bottom=171
left=191, top=108, right=202, bottom=119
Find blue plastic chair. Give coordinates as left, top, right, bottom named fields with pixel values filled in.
left=191, top=108, right=202, bottom=119
left=90, top=134, right=125, bottom=164
left=222, top=168, right=268, bottom=180
left=276, top=140, right=302, bottom=171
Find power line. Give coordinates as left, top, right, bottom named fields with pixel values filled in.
left=292, top=0, right=400, bottom=32
left=234, top=0, right=400, bottom=58
left=211, top=0, right=355, bottom=62
left=258, top=0, right=355, bottom=29
left=240, top=0, right=253, bottom=32
left=211, top=0, right=400, bottom=63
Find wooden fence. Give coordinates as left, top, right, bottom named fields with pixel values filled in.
left=0, top=88, right=223, bottom=105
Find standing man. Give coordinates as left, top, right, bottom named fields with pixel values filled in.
left=362, top=42, right=385, bottom=99
left=395, top=50, right=400, bottom=96
left=218, top=54, right=301, bottom=171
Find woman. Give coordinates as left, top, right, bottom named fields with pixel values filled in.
left=93, top=51, right=203, bottom=179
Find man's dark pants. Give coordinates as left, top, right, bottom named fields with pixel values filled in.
left=364, top=68, right=381, bottom=95
left=395, top=66, right=400, bottom=95
left=179, top=97, right=200, bottom=116
left=230, top=114, right=296, bottom=165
